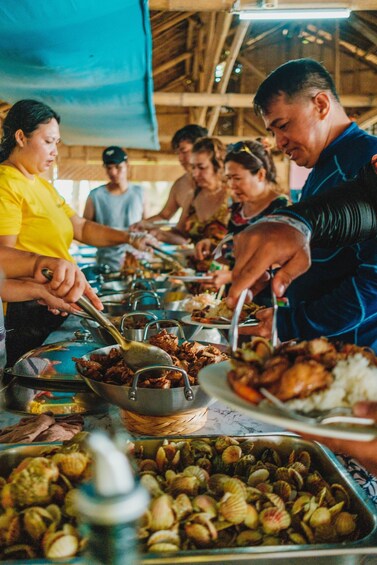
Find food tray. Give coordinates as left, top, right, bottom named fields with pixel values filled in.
left=1, top=435, right=377, bottom=564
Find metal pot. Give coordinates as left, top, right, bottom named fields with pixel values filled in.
left=76, top=344, right=215, bottom=416
left=100, top=290, right=161, bottom=316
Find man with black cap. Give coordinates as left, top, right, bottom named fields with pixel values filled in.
left=83, top=146, right=145, bottom=271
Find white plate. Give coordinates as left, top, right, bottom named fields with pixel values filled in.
left=181, top=314, right=258, bottom=330
left=168, top=275, right=215, bottom=283
left=198, top=360, right=377, bottom=442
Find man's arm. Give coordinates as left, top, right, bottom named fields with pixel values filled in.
left=145, top=179, right=180, bottom=223
left=83, top=196, right=95, bottom=221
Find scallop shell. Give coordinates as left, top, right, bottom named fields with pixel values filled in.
left=275, top=467, right=290, bottom=482
left=264, top=493, right=286, bottom=512
left=165, top=470, right=177, bottom=484
left=170, top=475, right=199, bottom=497
left=234, top=455, right=256, bottom=477
left=148, top=543, right=180, bottom=552
left=334, top=511, right=357, bottom=536
left=147, top=530, right=181, bottom=547
left=291, top=494, right=311, bottom=515
left=139, top=459, right=158, bottom=473
left=261, top=535, right=280, bottom=546
left=192, top=495, right=218, bottom=518
left=219, top=492, right=247, bottom=524
left=52, top=452, right=89, bottom=480
left=2, top=544, right=37, bottom=559
left=288, top=467, right=304, bottom=490
left=331, top=483, right=351, bottom=509
left=273, top=480, right=292, bottom=502
left=196, top=457, right=212, bottom=473
left=328, top=500, right=345, bottom=517
left=309, top=507, right=331, bottom=528
left=243, top=504, right=259, bottom=529
left=300, top=520, right=315, bottom=543
left=140, top=474, right=163, bottom=498
left=23, top=507, right=53, bottom=541
left=64, top=489, right=80, bottom=518
left=261, top=448, right=282, bottom=467
left=4, top=514, right=21, bottom=545
left=150, top=495, right=175, bottom=531
left=240, top=439, right=255, bottom=454
left=222, top=445, right=242, bottom=465
left=208, top=473, right=228, bottom=496
left=183, top=465, right=209, bottom=487
left=190, top=439, right=214, bottom=459
left=248, top=468, right=269, bottom=487
left=297, top=450, right=311, bottom=469
left=223, top=478, right=247, bottom=500
left=46, top=504, right=61, bottom=525
left=288, top=531, right=307, bottom=544
left=314, top=523, right=338, bottom=543
left=185, top=523, right=215, bottom=548
left=43, top=532, right=79, bottom=559
left=215, top=436, right=239, bottom=453
left=260, top=507, right=291, bottom=534
left=172, top=493, right=193, bottom=521
left=236, top=530, right=263, bottom=546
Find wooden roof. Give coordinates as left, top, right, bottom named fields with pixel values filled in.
left=0, top=2, right=376, bottom=181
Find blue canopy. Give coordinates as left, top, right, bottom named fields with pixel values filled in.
left=0, top=0, right=159, bottom=149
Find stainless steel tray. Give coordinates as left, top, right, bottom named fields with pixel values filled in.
left=0, top=435, right=377, bottom=564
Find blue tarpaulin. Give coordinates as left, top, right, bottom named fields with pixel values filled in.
left=0, top=0, right=159, bottom=149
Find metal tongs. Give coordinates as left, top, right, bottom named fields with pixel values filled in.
left=230, top=277, right=377, bottom=428
left=150, top=245, right=184, bottom=271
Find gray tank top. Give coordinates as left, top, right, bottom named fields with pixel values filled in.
left=89, top=184, right=144, bottom=271
left=0, top=298, right=6, bottom=371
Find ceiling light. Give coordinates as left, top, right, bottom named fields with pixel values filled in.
left=239, top=9, right=351, bottom=21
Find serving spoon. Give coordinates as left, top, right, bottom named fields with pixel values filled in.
left=42, top=269, right=172, bottom=371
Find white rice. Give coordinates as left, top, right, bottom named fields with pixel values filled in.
left=182, top=293, right=220, bottom=313
left=285, top=353, right=377, bottom=413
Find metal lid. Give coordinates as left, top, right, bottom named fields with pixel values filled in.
left=11, top=340, right=101, bottom=389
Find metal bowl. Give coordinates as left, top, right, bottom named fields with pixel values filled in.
left=75, top=343, right=218, bottom=416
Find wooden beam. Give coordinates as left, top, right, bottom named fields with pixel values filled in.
left=357, top=108, right=377, bottom=129
left=238, top=55, right=266, bottom=81
left=348, top=13, right=377, bottom=47
left=154, top=92, right=377, bottom=108
left=153, top=12, right=192, bottom=35
left=207, top=21, right=250, bottom=134
left=237, top=0, right=377, bottom=9
left=153, top=52, right=192, bottom=77
left=198, top=12, right=233, bottom=125
left=243, top=24, right=285, bottom=50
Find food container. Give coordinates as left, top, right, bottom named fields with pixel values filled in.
left=75, top=344, right=215, bottom=417
left=100, top=290, right=161, bottom=316
left=1, top=435, right=377, bottom=564
left=3, top=340, right=108, bottom=415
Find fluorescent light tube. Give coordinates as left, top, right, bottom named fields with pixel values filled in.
left=239, top=9, right=351, bottom=20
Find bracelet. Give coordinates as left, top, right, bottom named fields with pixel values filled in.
left=252, top=214, right=312, bottom=243
left=128, top=231, right=146, bottom=246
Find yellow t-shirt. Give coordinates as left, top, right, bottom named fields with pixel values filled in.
left=0, top=165, right=76, bottom=261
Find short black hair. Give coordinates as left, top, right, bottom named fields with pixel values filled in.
left=171, top=124, right=208, bottom=150
left=254, top=58, right=340, bottom=116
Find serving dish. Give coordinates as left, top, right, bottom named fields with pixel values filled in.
left=199, top=361, right=377, bottom=442
left=181, top=314, right=258, bottom=330
left=1, top=434, right=377, bottom=564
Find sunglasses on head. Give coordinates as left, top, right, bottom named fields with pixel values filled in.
left=228, top=141, right=254, bottom=156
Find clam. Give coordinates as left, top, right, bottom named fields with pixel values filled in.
left=172, top=493, right=193, bottom=521
left=43, top=529, right=79, bottom=559
left=248, top=468, right=269, bottom=487
left=273, top=480, right=292, bottom=502
left=240, top=439, right=255, bottom=454
left=243, top=504, right=259, bottom=529
left=275, top=467, right=290, bottom=482
left=223, top=477, right=247, bottom=500
left=148, top=542, right=180, bottom=552
left=183, top=465, right=209, bottom=487
left=300, top=520, right=315, bottom=543
left=331, top=483, right=351, bottom=509
left=288, top=531, right=307, bottom=544
left=192, top=494, right=218, bottom=518
left=208, top=473, right=228, bottom=496
left=64, top=489, right=79, bottom=518
left=264, top=493, right=286, bottom=512
left=234, top=455, right=256, bottom=477
left=288, top=467, right=304, bottom=490
left=215, top=436, right=239, bottom=453
left=23, top=507, right=54, bottom=541
left=139, top=459, right=158, bottom=473
left=222, top=445, right=242, bottom=465
left=3, top=513, right=21, bottom=545
left=170, top=475, right=199, bottom=497
left=236, top=530, right=263, bottom=546
left=334, top=511, right=357, bottom=536
left=328, top=501, right=345, bottom=517
left=185, top=522, right=217, bottom=548
left=314, top=523, right=338, bottom=543
left=196, top=457, right=212, bottom=473
left=261, top=448, right=281, bottom=467
left=52, top=452, right=89, bottom=481
left=190, top=439, right=214, bottom=459
left=261, top=535, right=280, bottom=546
left=219, top=492, right=247, bottom=524
left=260, top=507, right=291, bottom=534
left=291, top=494, right=311, bottom=515
left=309, top=507, right=331, bottom=528
left=150, top=495, right=175, bottom=531
left=147, top=530, right=181, bottom=547
left=140, top=474, right=163, bottom=498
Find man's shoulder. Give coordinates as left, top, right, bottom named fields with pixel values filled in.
left=172, top=172, right=195, bottom=192
left=90, top=184, right=107, bottom=195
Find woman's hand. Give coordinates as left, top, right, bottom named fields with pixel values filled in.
left=195, top=238, right=213, bottom=260
left=238, top=307, right=273, bottom=338
left=128, top=232, right=159, bottom=251
left=33, top=256, right=103, bottom=310
left=212, top=269, right=232, bottom=288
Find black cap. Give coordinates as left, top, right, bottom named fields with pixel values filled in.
left=102, top=146, right=128, bottom=164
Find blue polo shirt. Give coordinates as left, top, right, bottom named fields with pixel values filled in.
left=277, top=122, right=377, bottom=349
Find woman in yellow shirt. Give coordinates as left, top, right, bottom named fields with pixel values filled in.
left=0, top=99, right=153, bottom=365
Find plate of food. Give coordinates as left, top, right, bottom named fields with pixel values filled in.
left=199, top=337, right=377, bottom=441
left=168, top=267, right=215, bottom=283
left=181, top=297, right=262, bottom=328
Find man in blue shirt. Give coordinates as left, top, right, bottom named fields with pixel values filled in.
left=240, top=58, right=377, bottom=349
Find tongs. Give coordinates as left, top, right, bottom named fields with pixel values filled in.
left=41, top=269, right=172, bottom=371
left=229, top=279, right=376, bottom=428
left=150, top=245, right=184, bottom=271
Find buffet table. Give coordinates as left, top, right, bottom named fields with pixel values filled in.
left=1, top=315, right=377, bottom=564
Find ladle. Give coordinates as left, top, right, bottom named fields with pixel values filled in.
left=42, top=269, right=172, bottom=371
